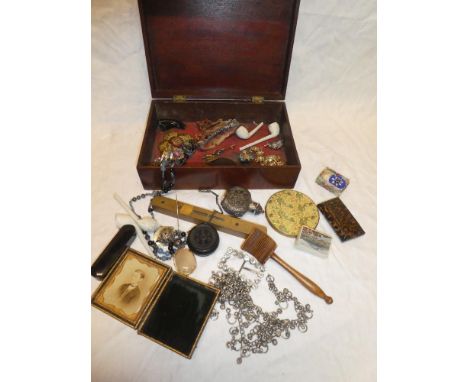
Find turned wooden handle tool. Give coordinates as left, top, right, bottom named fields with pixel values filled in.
left=241, top=228, right=333, bottom=304
left=151, top=195, right=267, bottom=237
left=270, top=253, right=333, bottom=304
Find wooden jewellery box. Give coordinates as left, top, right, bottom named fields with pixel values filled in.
left=91, top=248, right=219, bottom=358
left=136, top=0, right=302, bottom=190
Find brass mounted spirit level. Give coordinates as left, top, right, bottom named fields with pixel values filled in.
left=151, top=195, right=267, bottom=237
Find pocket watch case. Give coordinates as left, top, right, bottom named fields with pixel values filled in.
left=136, top=0, right=302, bottom=190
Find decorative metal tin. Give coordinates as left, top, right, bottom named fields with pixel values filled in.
left=295, top=225, right=332, bottom=257
left=317, top=197, right=365, bottom=242
left=265, top=190, right=319, bottom=237
left=315, top=167, right=350, bottom=195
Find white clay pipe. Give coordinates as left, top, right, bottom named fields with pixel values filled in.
left=112, top=194, right=159, bottom=232
left=115, top=213, right=158, bottom=233
left=115, top=213, right=135, bottom=229
left=236, top=122, right=264, bottom=139
left=239, top=122, right=280, bottom=151
left=113, top=193, right=155, bottom=256
left=114, top=213, right=154, bottom=255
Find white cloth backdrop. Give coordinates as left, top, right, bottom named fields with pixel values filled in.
left=92, top=0, right=376, bottom=381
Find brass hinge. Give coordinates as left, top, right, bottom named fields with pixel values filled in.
left=252, top=96, right=264, bottom=104
left=173, top=95, right=187, bottom=103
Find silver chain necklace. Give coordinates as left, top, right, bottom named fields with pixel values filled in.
left=210, top=248, right=313, bottom=364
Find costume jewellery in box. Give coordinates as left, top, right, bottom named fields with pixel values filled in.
left=156, top=132, right=197, bottom=193
left=197, top=119, right=240, bottom=151
left=238, top=146, right=284, bottom=167
left=156, top=119, right=185, bottom=132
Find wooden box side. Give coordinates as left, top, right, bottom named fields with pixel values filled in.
left=137, top=100, right=301, bottom=190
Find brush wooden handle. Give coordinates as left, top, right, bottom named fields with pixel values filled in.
left=271, top=253, right=333, bottom=304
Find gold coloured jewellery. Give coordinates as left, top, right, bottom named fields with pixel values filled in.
left=202, top=144, right=236, bottom=163
left=239, top=146, right=285, bottom=166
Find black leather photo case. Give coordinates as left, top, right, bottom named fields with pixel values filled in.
left=138, top=273, right=218, bottom=357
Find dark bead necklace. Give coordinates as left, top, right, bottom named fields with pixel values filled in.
left=129, top=191, right=187, bottom=261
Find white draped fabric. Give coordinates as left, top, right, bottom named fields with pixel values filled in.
left=92, top=1, right=376, bottom=380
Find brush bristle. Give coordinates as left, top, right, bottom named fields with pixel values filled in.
left=241, top=228, right=277, bottom=264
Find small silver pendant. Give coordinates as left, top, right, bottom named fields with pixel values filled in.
left=221, top=187, right=264, bottom=217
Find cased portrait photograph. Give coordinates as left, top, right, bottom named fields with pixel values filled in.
left=92, top=250, right=168, bottom=326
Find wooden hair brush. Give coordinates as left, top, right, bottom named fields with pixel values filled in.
left=241, top=228, right=333, bottom=304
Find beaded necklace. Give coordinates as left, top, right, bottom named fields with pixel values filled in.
left=128, top=191, right=186, bottom=261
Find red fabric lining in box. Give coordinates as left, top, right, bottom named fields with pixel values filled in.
left=152, top=121, right=286, bottom=166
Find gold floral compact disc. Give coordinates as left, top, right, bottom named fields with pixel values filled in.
left=265, top=190, right=319, bottom=237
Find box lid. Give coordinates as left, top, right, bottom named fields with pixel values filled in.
left=138, top=0, right=301, bottom=101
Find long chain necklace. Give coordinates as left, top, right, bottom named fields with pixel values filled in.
left=210, top=248, right=313, bottom=364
